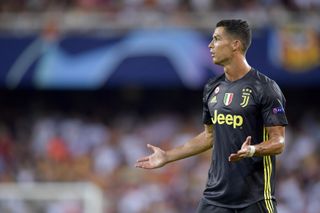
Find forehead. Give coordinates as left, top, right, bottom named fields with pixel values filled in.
left=213, top=27, right=227, bottom=37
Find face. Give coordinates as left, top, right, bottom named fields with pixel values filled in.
left=208, top=27, right=235, bottom=66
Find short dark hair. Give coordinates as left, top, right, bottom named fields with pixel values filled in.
left=216, top=19, right=252, bottom=54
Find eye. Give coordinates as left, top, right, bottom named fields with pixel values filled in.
left=213, top=36, right=220, bottom=42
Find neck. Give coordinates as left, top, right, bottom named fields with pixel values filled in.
left=224, top=55, right=251, bottom=82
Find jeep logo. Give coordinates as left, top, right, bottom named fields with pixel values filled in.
left=211, top=110, right=243, bottom=128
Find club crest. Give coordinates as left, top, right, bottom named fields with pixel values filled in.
left=240, top=88, right=252, bottom=108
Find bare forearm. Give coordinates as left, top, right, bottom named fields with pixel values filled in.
left=253, top=137, right=284, bottom=156
left=229, top=126, right=286, bottom=162
left=166, top=131, right=213, bottom=164
left=253, top=126, right=285, bottom=156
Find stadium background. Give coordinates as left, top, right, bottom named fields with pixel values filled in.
left=0, top=0, right=320, bottom=212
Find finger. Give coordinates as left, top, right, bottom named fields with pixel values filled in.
left=228, top=154, right=234, bottom=161
left=135, top=162, right=153, bottom=169
left=240, top=136, right=251, bottom=149
left=229, top=153, right=244, bottom=162
left=229, top=155, right=243, bottom=162
left=136, top=156, right=149, bottom=163
left=229, top=154, right=240, bottom=162
left=135, top=163, right=142, bottom=168
left=136, top=164, right=148, bottom=169
left=135, top=161, right=148, bottom=168
left=229, top=153, right=237, bottom=159
left=245, top=136, right=252, bottom=145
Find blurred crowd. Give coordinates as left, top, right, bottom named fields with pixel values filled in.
left=1, top=0, right=319, bottom=34
left=0, top=90, right=319, bottom=213
left=1, top=0, right=320, bottom=13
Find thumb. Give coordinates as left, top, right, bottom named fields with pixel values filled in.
left=147, top=144, right=158, bottom=152
left=245, top=136, right=252, bottom=145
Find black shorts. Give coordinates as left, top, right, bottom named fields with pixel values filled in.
left=196, top=198, right=277, bottom=213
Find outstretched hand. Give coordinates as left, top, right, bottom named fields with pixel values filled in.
left=135, top=144, right=167, bottom=169
left=228, top=136, right=252, bottom=162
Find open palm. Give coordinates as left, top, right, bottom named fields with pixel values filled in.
left=135, top=144, right=167, bottom=169
left=229, top=136, right=252, bottom=162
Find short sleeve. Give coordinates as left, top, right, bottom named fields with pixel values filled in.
left=202, top=82, right=213, bottom=125
left=261, top=81, right=288, bottom=127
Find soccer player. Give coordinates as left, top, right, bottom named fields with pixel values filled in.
left=135, top=19, right=288, bottom=213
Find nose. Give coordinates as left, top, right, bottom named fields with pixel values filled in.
left=208, top=40, right=214, bottom=48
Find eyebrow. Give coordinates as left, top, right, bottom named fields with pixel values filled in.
left=213, top=35, right=221, bottom=39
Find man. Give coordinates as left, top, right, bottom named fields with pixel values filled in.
left=135, top=19, right=288, bottom=213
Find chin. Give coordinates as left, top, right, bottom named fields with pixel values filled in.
left=213, top=59, right=221, bottom=65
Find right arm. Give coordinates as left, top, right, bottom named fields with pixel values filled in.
left=135, top=124, right=214, bottom=169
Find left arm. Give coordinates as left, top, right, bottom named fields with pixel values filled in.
left=229, top=126, right=285, bottom=162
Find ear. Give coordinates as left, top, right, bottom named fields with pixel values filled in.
left=232, top=40, right=242, bottom=52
